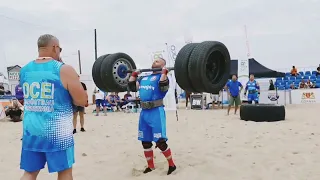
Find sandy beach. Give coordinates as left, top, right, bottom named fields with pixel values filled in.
left=1, top=104, right=320, bottom=180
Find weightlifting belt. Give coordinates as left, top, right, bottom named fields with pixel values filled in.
left=141, top=99, right=164, bottom=109
left=248, top=89, right=257, bottom=94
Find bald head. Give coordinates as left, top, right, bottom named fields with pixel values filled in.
left=37, top=34, right=61, bottom=60
left=37, top=34, right=58, bottom=48
left=152, top=58, right=166, bottom=69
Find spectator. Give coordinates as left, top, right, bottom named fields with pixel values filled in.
left=225, top=75, right=243, bottom=115
left=106, top=92, right=120, bottom=111
left=15, top=80, right=24, bottom=105
left=0, top=83, right=5, bottom=95
left=291, top=66, right=298, bottom=76
left=114, top=92, right=123, bottom=110
left=95, top=88, right=107, bottom=116
left=299, top=79, right=307, bottom=89
left=123, top=93, right=132, bottom=101
left=210, top=92, right=221, bottom=109
left=290, top=82, right=297, bottom=89
left=5, top=99, right=23, bottom=122
left=72, top=80, right=88, bottom=134
left=268, top=79, right=275, bottom=90
left=306, top=79, right=314, bottom=88
left=120, top=93, right=132, bottom=107
left=185, top=91, right=192, bottom=109
left=316, top=67, right=320, bottom=76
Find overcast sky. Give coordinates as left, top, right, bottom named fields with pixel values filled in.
left=0, top=0, right=320, bottom=75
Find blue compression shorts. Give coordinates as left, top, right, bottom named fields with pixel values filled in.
left=248, top=93, right=259, bottom=102
left=138, top=106, right=167, bottom=142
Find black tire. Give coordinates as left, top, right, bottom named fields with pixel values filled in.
left=240, top=104, right=286, bottom=122
left=174, top=43, right=198, bottom=92
left=188, top=41, right=230, bottom=93
left=92, top=54, right=109, bottom=91
left=100, top=52, right=136, bottom=92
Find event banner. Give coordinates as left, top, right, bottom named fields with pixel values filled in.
left=259, top=90, right=290, bottom=105
left=291, top=89, right=320, bottom=104
left=238, top=59, right=249, bottom=101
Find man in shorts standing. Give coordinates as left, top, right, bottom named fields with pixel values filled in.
left=128, top=58, right=176, bottom=175
left=95, top=88, right=107, bottom=116
left=73, top=78, right=88, bottom=134
left=226, top=75, right=243, bottom=115
left=19, top=34, right=87, bottom=180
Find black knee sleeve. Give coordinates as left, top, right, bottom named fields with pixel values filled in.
left=156, top=138, right=168, bottom=151
left=142, top=141, right=153, bottom=149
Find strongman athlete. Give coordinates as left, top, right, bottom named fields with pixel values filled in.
left=244, top=74, right=260, bottom=104
left=128, top=58, right=176, bottom=175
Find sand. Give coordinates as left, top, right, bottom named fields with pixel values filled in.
left=1, top=104, right=320, bottom=180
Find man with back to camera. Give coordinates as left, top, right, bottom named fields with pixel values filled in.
left=225, top=75, right=243, bottom=115
left=244, top=74, right=260, bottom=104
left=94, top=88, right=107, bottom=116
left=19, top=34, right=87, bottom=180
left=128, top=58, right=176, bottom=175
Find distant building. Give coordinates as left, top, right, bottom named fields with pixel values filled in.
left=7, top=65, right=21, bottom=95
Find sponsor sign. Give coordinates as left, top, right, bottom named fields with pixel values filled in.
left=259, top=90, right=290, bottom=105
left=291, top=89, right=319, bottom=104
left=190, top=94, right=204, bottom=110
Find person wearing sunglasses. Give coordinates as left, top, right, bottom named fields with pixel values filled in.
left=19, top=34, right=87, bottom=180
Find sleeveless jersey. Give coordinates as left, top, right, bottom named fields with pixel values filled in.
left=138, top=73, right=168, bottom=102
left=20, top=60, right=74, bottom=152
left=246, top=80, right=259, bottom=93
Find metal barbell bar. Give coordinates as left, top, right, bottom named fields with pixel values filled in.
left=123, top=67, right=175, bottom=74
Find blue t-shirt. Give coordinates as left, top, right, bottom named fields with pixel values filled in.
left=226, top=80, right=243, bottom=97
left=246, top=80, right=259, bottom=93
left=138, top=74, right=168, bottom=102
left=15, top=84, right=24, bottom=100
left=20, top=60, right=74, bottom=152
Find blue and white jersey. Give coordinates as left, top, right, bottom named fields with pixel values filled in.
left=20, top=60, right=74, bottom=152
left=138, top=74, right=168, bottom=102
left=246, top=80, right=259, bottom=94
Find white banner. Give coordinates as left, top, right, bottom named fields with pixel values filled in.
left=291, top=89, right=320, bottom=104
left=238, top=59, right=249, bottom=101
left=206, top=89, right=320, bottom=105
left=259, top=90, right=290, bottom=105
left=163, top=72, right=177, bottom=111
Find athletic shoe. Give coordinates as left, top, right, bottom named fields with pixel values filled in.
left=80, top=128, right=86, bottom=132
left=73, top=129, right=77, bottom=134
left=143, top=167, right=153, bottom=174
left=167, top=165, right=176, bottom=175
